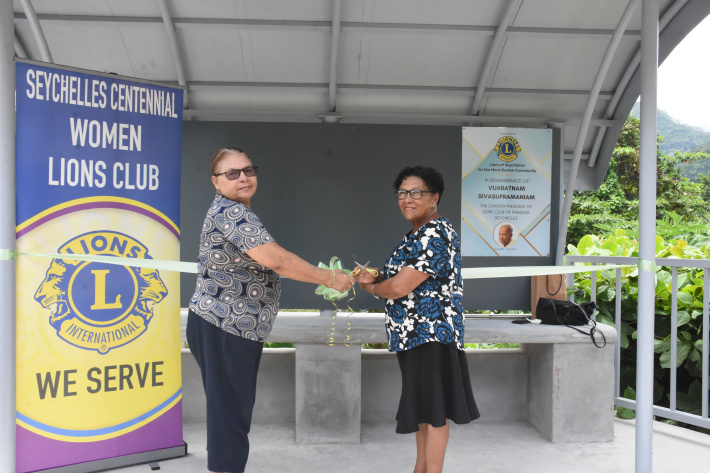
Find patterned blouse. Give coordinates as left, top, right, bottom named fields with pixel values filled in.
left=189, top=195, right=281, bottom=342
left=383, top=217, right=464, bottom=352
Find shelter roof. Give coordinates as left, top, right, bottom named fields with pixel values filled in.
left=12, top=0, right=710, bottom=189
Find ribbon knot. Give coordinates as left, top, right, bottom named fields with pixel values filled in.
left=0, top=249, right=18, bottom=260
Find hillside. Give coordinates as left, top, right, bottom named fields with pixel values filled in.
left=630, top=102, right=710, bottom=154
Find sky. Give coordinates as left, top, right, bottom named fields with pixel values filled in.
left=657, top=15, right=710, bottom=132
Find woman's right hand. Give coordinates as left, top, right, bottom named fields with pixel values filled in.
left=331, top=269, right=355, bottom=293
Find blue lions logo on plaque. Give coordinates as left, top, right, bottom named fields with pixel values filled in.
left=494, top=136, right=522, bottom=162
left=34, top=231, right=167, bottom=354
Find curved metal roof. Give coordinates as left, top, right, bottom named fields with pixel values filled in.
left=12, top=0, right=710, bottom=190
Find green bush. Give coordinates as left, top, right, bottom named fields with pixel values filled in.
left=567, top=229, right=709, bottom=421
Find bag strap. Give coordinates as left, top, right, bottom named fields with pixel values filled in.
left=550, top=300, right=607, bottom=348
left=546, top=274, right=563, bottom=296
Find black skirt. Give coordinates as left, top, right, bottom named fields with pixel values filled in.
left=395, top=341, right=480, bottom=434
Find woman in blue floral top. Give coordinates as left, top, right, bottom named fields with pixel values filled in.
left=187, top=147, right=353, bottom=473
left=355, top=166, right=479, bottom=473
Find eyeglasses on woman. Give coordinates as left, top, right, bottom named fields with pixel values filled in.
left=395, top=189, right=434, bottom=200
left=214, top=166, right=259, bottom=180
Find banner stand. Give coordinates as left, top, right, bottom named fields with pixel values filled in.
left=33, top=443, right=187, bottom=473
left=15, top=59, right=185, bottom=473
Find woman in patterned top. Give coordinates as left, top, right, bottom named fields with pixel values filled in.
left=187, top=147, right=353, bottom=473
left=354, top=166, right=479, bottom=473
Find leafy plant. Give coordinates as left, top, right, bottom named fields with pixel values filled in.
left=264, top=342, right=295, bottom=348
left=568, top=229, right=709, bottom=422
left=362, top=343, right=388, bottom=349
left=464, top=343, right=519, bottom=349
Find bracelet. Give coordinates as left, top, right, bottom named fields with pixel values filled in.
left=326, top=270, right=335, bottom=288
left=370, top=283, right=380, bottom=299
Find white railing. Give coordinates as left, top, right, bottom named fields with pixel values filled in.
left=566, top=255, right=710, bottom=429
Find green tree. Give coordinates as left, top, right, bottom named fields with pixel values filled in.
left=568, top=116, right=710, bottom=245
left=693, top=141, right=710, bottom=153
left=614, top=115, right=641, bottom=200
left=677, top=151, right=710, bottom=182
left=631, top=103, right=710, bottom=154
left=697, top=172, right=710, bottom=203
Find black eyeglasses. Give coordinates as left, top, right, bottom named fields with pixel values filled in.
left=395, top=189, right=435, bottom=200
left=214, top=166, right=258, bottom=180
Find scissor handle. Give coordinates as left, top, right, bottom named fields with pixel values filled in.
left=353, top=266, right=379, bottom=278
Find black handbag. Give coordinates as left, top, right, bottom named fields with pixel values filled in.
left=535, top=298, right=606, bottom=348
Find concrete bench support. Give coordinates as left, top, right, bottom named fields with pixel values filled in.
left=295, top=343, right=361, bottom=444
left=527, top=342, right=615, bottom=442
left=181, top=311, right=617, bottom=445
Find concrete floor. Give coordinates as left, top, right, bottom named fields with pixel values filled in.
left=111, top=418, right=710, bottom=473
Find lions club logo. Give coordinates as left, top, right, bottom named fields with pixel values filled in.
left=34, top=231, right=168, bottom=354
left=495, top=136, right=522, bottom=162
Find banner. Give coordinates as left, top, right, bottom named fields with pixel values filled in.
left=461, top=128, right=552, bottom=256
left=15, top=60, right=183, bottom=472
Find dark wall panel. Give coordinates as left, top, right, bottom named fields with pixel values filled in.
left=180, top=122, right=561, bottom=311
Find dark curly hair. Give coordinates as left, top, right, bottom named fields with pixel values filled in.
left=393, top=166, right=445, bottom=204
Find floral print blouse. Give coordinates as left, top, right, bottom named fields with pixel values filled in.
left=383, top=217, right=464, bottom=352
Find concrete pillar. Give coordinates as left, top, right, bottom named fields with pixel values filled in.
left=295, top=344, right=361, bottom=444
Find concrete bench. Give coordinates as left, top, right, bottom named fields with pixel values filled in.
left=180, top=311, right=617, bottom=444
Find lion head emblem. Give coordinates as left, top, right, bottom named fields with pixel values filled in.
left=134, top=267, right=168, bottom=322
left=34, top=260, right=71, bottom=328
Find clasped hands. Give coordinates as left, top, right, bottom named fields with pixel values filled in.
left=329, top=269, right=355, bottom=293
left=321, top=260, right=380, bottom=295
left=328, top=265, right=380, bottom=294
left=352, top=263, right=381, bottom=294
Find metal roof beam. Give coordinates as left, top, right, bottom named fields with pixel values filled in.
left=13, top=34, right=26, bottom=58
left=187, top=82, right=328, bottom=92
left=588, top=0, right=688, bottom=167
left=13, top=13, right=642, bottom=38
left=185, top=81, right=614, bottom=99
left=564, top=152, right=590, bottom=161
left=507, top=26, right=640, bottom=39
left=182, top=108, right=615, bottom=127
left=471, top=0, right=523, bottom=116
left=557, top=0, right=639, bottom=264
left=327, top=0, right=342, bottom=114
left=157, top=0, right=188, bottom=109
left=19, top=0, right=52, bottom=62
left=485, top=88, right=614, bottom=99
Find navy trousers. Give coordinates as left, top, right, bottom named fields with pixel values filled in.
left=187, top=310, right=264, bottom=473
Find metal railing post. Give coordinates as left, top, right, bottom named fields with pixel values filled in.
left=567, top=255, right=710, bottom=430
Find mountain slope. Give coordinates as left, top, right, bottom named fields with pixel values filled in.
left=630, top=102, right=710, bottom=154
